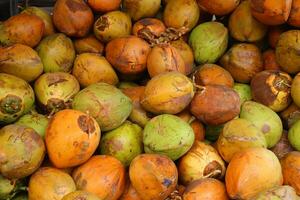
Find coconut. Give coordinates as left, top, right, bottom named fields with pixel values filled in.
left=0, top=44, right=43, bottom=82
left=72, top=83, right=132, bottom=131
left=197, top=0, right=239, bottom=15
left=129, top=154, right=178, bottom=200
left=217, top=118, right=267, bottom=162
left=143, top=114, right=194, bottom=160
left=229, top=0, right=267, bottom=42
left=123, top=0, right=161, bottom=21
left=270, top=130, right=294, bottom=159
left=88, top=0, right=121, bottom=12
left=62, top=191, right=101, bottom=200
left=34, top=72, right=80, bottom=113
left=225, top=148, right=283, bottom=199
left=141, top=72, right=194, bottom=114
left=178, top=141, right=226, bottom=185
left=233, top=83, right=252, bottom=105
left=189, top=22, right=228, bottom=64
left=291, top=72, right=300, bottom=108
left=53, top=0, right=94, bottom=37
left=21, top=6, right=55, bottom=37
left=251, top=70, right=292, bottom=112
left=163, top=0, right=200, bottom=31
left=36, top=33, right=75, bottom=73
left=0, top=73, right=35, bottom=124
left=94, top=11, right=132, bottom=43
left=251, top=185, right=299, bottom=200
left=0, top=124, right=45, bottom=179
left=288, top=0, right=300, bottom=27
left=15, top=112, right=49, bottom=138
left=73, top=35, right=104, bottom=54
left=276, top=30, right=300, bottom=74
left=280, top=103, right=300, bottom=129
left=0, top=13, right=44, bottom=47
left=240, top=101, right=283, bottom=148
left=133, top=18, right=166, bottom=38
left=100, top=121, right=143, bottom=166
left=288, top=120, right=300, bottom=151
left=72, top=53, right=119, bottom=87
left=220, top=43, right=263, bottom=83
left=281, top=152, right=300, bottom=195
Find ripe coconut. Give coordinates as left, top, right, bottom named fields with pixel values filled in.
left=197, top=0, right=239, bottom=15
left=73, top=35, right=104, bottom=54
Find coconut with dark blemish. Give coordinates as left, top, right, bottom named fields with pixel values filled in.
left=251, top=70, right=292, bottom=112
left=178, top=141, right=226, bottom=185
left=240, top=101, right=283, bottom=148
left=45, top=109, right=101, bottom=168
left=94, top=11, right=132, bottom=43
left=270, top=130, right=294, bottom=159
left=36, top=33, right=75, bottom=73
left=0, top=44, right=43, bottom=82
left=72, top=83, right=132, bottom=131
left=183, top=178, right=229, bottom=200
left=147, top=43, right=186, bottom=77
left=53, top=0, right=94, bottom=37
left=163, top=0, right=200, bottom=31
left=0, top=13, right=44, bottom=47
left=129, top=154, right=178, bottom=200
left=0, top=73, right=35, bottom=125
left=132, top=18, right=166, bottom=38
left=189, top=22, right=228, bottom=64
left=15, top=112, right=49, bottom=138
left=34, top=72, right=80, bottom=114
left=105, top=36, right=151, bottom=75
left=190, top=85, right=240, bottom=125
left=100, top=121, right=143, bottom=167
left=220, top=43, right=263, bottom=83
left=72, top=155, right=126, bottom=200
left=0, top=124, right=45, bottom=179
left=29, top=167, right=76, bottom=200
left=251, top=185, right=299, bottom=200
left=276, top=30, right=300, bottom=74
left=123, top=0, right=161, bottom=21
left=143, top=114, right=194, bottom=161
left=141, top=72, right=194, bottom=114
left=73, top=34, right=104, bottom=54
left=122, top=86, right=151, bottom=127
left=62, top=190, right=101, bottom=200
left=217, top=118, right=267, bottom=162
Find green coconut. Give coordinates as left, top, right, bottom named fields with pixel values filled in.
left=0, top=73, right=35, bottom=125
left=0, top=44, right=43, bottom=82
left=15, top=112, right=49, bottom=138
left=189, top=22, right=228, bottom=64
left=72, top=82, right=132, bottom=131
left=217, top=118, right=267, bottom=162
left=0, top=124, right=45, bottom=179
left=233, top=83, right=252, bottom=105
left=251, top=185, right=299, bottom=200
left=288, top=119, right=300, bottom=151
left=143, top=114, right=194, bottom=160
left=36, top=33, right=75, bottom=73
left=240, top=101, right=283, bottom=148
left=100, top=121, right=143, bottom=166
left=34, top=72, right=80, bottom=113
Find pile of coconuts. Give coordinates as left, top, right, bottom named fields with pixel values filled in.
left=1, top=0, right=300, bottom=199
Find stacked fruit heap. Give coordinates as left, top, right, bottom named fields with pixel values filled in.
left=1, top=0, right=300, bottom=199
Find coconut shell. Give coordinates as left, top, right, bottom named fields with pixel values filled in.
left=0, top=44, right=43, bottom=82
left=0, top=124, right=45, bottom=179
left=129, top=154, right=178, bottom=200
left=193, top=64, right=234, bottom=88
left=73, top=155, right=126, bottom=200
left=250, top=0, right=292, bottom=25
left=141, top=72, right=195, bottom=114
left=73, top=35, right=104, bottom=54
left=276, top=30, right=300, bottom=74
left=178, top=141, right=226, bottom=185
left=183, top=178, right=229, bottom=200
left=88, top=0, right=121, bottom=12
left=147, top=44, right=186, bottom=77
left=72, top=53, right=119, bottom=87
left=29, top=167, right=76, bottom=200
left=251, top=70, right=292, bottom=112
left=225, top=148, right=283, bottom=199
left=0, top=13, right=44, bottom=47
left=281, top=152, right=300, bottom=195
left=190, top=85, right=240, bottom=125
left=106, top=36, right=151, bottom=75
left=220, top=43, right=263, bottom=83
left=53, top=0, right=94, bottom=37
left=197, top=0, right=239, bottom=15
